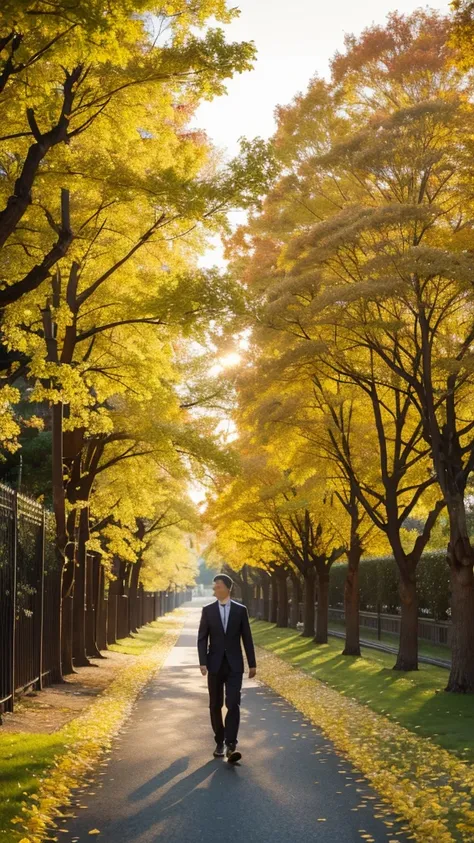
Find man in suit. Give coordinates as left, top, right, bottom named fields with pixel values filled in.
left=197, top=573, right=257, bottom=764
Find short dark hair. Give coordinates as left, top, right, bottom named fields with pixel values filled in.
left=213, top=573, right=233, bottom=590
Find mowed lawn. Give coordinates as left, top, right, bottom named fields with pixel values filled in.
left=0, top=620, right=168, bottom=840
left=0, top=732, right=65, bottom=840
left=251, top=620, right=474, bottom=762
left=108, top=619, right=168, bottom=655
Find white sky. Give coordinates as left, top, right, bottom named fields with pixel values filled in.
left=193, top=0, right=450, bottom=268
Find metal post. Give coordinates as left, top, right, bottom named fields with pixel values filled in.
left=10, top=491, right=18, bottom=711
left=376, top=560, right=381, bottom=641
left=38, top=508, right=46, bottom=690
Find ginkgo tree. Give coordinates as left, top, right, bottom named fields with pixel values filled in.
left=90, top=455, right=200, bottom=635
left=280, top=9, right=474, bottom=691
left=54, top=314, right=239, bottom=672
left=205, top=500, right=295, bottom=627
left=0, top=0, right=256, bottom=291
left=0, top=0, right=267, bottom=462
left=223, top=9, right=474, bottom=689
left=141, top=527, right=199, bottom=596
left=206, top=436, right=355, bottom=641
left=232, top=355, right=389, bottom=655
left=0, top=0, right=278, bottom=677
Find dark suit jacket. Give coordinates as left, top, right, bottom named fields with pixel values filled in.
left=197, top=599, right=256, bottom=674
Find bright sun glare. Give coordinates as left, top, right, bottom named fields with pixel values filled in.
left=207, top=351, right=241, bottom=377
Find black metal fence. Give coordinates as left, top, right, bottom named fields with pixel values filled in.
left=0, top=484, right=191, bottom=717
left=0, top=486, right=58, bottom=712
left=0, top=485, right=16, bottom=713
left=248, top=591, right=452, bottom=649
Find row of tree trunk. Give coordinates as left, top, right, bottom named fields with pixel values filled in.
left=244, top=567, right=343, bottom=648
left=59, top=548, right=190, bottom=678
left=243, top=546, right=473, bottom=699
left=242, top=558, right=360, bottom=659
left=247, top=570, right=322, bottom=637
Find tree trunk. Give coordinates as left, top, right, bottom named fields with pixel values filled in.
left=393, top=563, right=418, bottom=671
left=96, top=562, right=107, bottom=652
left=253, top=584, right=260, bottom=617
left=107, top=581, right=118, bottom=645
left=261, top=574, right=270, bottom=621
left=251, top=584, right=260, bottom=618
left=106, top=558, right=122, bottom=645
left=314, top=571, right=329, bottom=644
left=128, top=561, right=142, bottom=634
left=343, top=542, right=361, bottom=656
left=276, top=574, right=288, bottom=627
left=60, top=509, right=77, bottom=675
left=240, top=564, right=252, bottom=608
left=116, top=560, right=128, bottom=638
left=290, top=574, right=302, bottom=628
left=302, top=567, right=316, bottom=637
left=72, top=508, right=91, bottom=666
left=61, top=590, right=74, bottom=675
left=49, top=567, right=63, bottom=682
left=445, top=514, right=474, bottom=692
left=136, top=585, right=143, bottom=630
left=52, top=400, right=68, bottom=679
left=85, top=554, right=102, bottom=659
left=270, top=571, right=278, bottom=623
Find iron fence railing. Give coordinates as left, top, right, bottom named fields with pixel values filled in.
left=326, top=606, right=451, bottom=646
left=0, top=485, right=16, bottom=710
left=248, top=594, right=451, bottom=650
left=0, top=482, right=192, bottom=718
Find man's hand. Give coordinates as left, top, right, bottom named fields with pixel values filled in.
left=249, top=667, right=257, bottom=679
left=200, top=665, right=208, bottom=676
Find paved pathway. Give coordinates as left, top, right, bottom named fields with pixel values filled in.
left=63, top=601, right=409, bottom=843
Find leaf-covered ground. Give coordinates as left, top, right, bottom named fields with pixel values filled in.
left=0, top=734, right=65, bottom=842
left=253, top=625, right=474, bottom=842
left=0, top=612, right=184, bottom=843
left=251, top=621, right=474, bottom=760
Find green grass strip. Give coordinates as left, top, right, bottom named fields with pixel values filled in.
left=0, top=734, right=65, bottom=842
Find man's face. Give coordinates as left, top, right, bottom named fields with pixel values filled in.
left=213, top=579, right=230, bottom=601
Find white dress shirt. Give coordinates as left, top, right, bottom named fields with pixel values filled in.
left=219, top=598, right=231, bottom=632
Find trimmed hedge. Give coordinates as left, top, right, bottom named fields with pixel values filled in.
left=328, top=551, right=450, bottom=620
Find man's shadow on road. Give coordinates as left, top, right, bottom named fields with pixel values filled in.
left=129, top=757, right=191, bottom=802
left=104, top=758, right=245, bottom=840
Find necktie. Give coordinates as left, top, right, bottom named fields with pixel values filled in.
left=221, top=602, right=227, bottom=631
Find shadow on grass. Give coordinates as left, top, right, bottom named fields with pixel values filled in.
left=108, top=621, right=167, bottom=656
left=251, top=620, right=474, bottom=761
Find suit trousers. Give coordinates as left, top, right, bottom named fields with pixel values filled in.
left=207, top=653, right=243, bottom=746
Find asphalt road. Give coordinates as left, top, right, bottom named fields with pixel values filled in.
left=63, top=601, right=409, bottom=843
